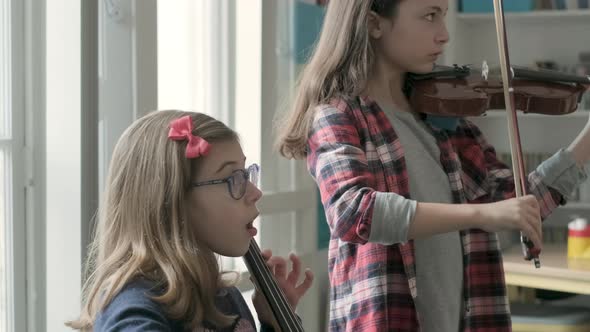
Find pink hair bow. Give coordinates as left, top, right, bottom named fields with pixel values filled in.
left=168, top=115, right=211, bottom=158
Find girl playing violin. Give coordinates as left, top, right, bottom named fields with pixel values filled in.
left=67, top=110, right=313, bottom=331
left=277, top=0, right=590, bottom=331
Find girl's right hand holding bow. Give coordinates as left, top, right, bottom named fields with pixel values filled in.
left=475, top=195, right=542, bottom=251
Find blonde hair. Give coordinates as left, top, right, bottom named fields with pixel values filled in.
left=276, top=0, right=399, bottom=159
left=67, top=110, right=240, bottom=330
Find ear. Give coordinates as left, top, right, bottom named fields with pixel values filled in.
left=367, top=11, right=383, bottom=39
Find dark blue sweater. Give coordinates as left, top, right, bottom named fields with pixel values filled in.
left=94, top=280, right=273, bottom=331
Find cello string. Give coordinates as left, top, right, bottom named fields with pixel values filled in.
left=249, top=241, right=304, bottom=329
left=243, top=240, right=304, bottom=330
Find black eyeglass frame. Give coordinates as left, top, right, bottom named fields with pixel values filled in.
left=191, top=163, right=260, bottom=200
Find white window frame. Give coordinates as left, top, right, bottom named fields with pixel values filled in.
left=23, top=0, right=46, bottom=330
left=256, top=0, right=318, bottom=256
left=249, top=3, right=324, bottom=330
left=2, top=1, right=49, bottom=332
left=2, top=0, right=26, bottom=331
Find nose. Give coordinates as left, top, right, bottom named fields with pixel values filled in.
left=437, top=22, right=450, bottom=45
left=245, top=181, right=262, bottom=203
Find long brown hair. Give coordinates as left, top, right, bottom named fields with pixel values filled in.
left=275, top=0, right=399, bottom=159
left=67, top=110, right=240, bottom=330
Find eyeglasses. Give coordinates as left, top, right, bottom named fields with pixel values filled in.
left=191, top=163, right=260, bottom=200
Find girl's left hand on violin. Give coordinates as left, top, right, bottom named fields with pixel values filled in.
left=252, top=250, right=314, bottom=328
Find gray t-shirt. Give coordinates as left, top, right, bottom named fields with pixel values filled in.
left=376, top=110, right=463, bottom=332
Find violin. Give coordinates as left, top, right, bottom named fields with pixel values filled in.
left=405, top=0, right=590, bottom=268
left=405, top=63, right=590, bottom=117
left=243, top=240, right=305, bottom=331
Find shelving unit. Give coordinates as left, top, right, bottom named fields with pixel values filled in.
left=478, top=110, right=589, bottom=119
left=444, top=4, right=590, bottom=71
left=563, top=202, right=590, bottom=209
left=457, top=9, right=590, bottom=22
left=445, top=2, right=590, bottom=300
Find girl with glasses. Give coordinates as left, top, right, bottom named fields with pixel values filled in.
left=277, top=0, right=590, bottom=331
left=67, top=110, right=313, bottom=331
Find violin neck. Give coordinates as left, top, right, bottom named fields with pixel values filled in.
left=242, top=240, right=304, bottom=332
left=512, top=66, right=590, bottom=85
left=407, top=64, right=470, bottom=81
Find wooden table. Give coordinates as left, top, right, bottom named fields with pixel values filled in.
left=503, top=244, right=590, bottom=295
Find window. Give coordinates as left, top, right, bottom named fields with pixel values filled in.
left=157, top=0, right=318, bottom=280
left=158, top=0, right=249, bottom=273
left=157, top=0, right=234, bottom=126
left=107, top=1, right=323, bottom=329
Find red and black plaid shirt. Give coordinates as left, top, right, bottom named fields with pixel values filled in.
left=307, top=96, right=563, bottom=331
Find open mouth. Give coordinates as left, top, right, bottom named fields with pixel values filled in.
left=246, top=221, right=257, bottom=236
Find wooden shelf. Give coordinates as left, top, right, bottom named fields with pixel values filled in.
left=458, top=9, right=590, bottom=23
left=472, top=110, right=590, bottom=119
left=503, top=244, right=590, bottom=294
left=563, top=202, right=590, bottom=209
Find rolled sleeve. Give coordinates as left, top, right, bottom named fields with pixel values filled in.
left=307, top=106, right=378, bottom=244
left=369, top=192, right=417, bottom=245
left=536, top=148, right=588, bottom=200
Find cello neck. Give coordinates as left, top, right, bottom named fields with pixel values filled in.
left=242, top=240, right=305, bottom=332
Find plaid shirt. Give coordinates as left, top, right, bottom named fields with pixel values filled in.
left=306, top=96, right=563, bottom=332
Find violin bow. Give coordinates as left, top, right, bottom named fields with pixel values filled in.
left=492, top=0, right=541, bottom=268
